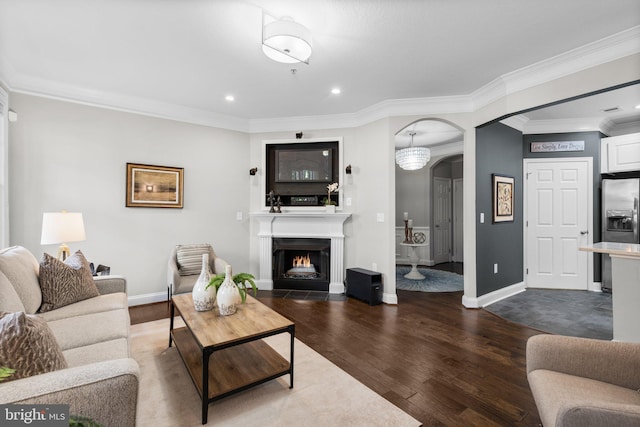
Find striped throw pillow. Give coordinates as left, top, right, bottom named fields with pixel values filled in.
left=176, top=244, right=210, bottom=276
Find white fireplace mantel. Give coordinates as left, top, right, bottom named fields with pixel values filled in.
left=251, top=212, right=351, bottom=293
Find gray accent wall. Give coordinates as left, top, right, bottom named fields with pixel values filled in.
left=523, top=131, right=603, bottom=281
left=476, top=123, right=524, bottom=296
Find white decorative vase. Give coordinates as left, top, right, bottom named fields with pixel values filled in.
left=192, top=253, right=216, bottom=311
left=325, top=204, right=336, bottom=213
left=216, top=265, right=238, bottom=316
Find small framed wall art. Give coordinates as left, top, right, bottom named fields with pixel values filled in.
left=492, top=174, right=514, bottom=223
left=126, top=163, right=184, bottom=208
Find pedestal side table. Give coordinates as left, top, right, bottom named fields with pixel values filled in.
left=400, top=243, right=428, bottom=280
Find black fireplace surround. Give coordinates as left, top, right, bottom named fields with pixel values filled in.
left=272, top=238, right=330, bottom=291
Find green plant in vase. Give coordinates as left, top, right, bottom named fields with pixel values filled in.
left=206, top=271, right=257, bottom=303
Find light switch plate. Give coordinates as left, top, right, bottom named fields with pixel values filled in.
left=236, top=211, right=243, bottom=221
left=376, top=213, right=384, bottom=222
left=480, top=213, right=485, bottom=223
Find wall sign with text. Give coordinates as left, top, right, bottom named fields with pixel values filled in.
left=530, top=141, right=585, bottom=153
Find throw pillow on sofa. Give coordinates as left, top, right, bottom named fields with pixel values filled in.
left=0, top=311, right=67, bottom=382
left=38, top=250, right=99, bottom=313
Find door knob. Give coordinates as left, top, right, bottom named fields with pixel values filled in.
left=580, top=230, right=589, bottom=235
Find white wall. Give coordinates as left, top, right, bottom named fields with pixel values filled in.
left=8, top=94, right=250, bottom=303
left=395, top=163, right=429, bottom=228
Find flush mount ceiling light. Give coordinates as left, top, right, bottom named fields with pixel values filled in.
left=396, top=131, right=431, bottom=171
left=262, top=16, right=312, bottom=64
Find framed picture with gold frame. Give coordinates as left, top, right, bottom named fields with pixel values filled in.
left=492, top=174, right=514, bottom=223
left=126, top=163, right=184, bottom=208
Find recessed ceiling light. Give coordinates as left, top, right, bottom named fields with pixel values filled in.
left=225, top=95, right=235, bottom=102
left=331, top=88, right=341, bottom=95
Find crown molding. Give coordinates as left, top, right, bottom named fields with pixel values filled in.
left=471, top=26, right=640, bottom=111
left=7, top=73, right=251, bottom=132
left=607, top=120, right=640, bottom=136
left=1, top=27, right=638, bottom=134
left=521, top=117, right=608, bottom=135
left=499, top=114, right=529, bottom=132
left=503, top=26, right=640, bottom=95
left=502, top=116, right=640, bottom=136
left=598, top=118, right=618, bottom=136
left=248, top=95, right=473, bottom=133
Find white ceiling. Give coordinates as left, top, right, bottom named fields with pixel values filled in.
left=522, top=84, right=640, bottom=124
left=395, top=120, right=463, bottom=148
left=0, top=0, right=639, bottom=129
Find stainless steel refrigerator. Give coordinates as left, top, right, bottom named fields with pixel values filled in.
left=601, top=178, right=640, bottom=291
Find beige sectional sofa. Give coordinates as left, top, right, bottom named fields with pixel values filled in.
left=0, top=246, right=139, bottom=426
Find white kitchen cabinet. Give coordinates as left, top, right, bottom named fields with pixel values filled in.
left=601, top=132, right=640, bottom=173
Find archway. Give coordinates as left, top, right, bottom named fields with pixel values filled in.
left=394, top=118, right=464, bottom=287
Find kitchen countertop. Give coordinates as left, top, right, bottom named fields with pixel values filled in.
left=579, top=242, right=640, bottom=258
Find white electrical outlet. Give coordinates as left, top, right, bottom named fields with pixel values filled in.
left=494, top=263, right=498, bottom=274
left=480, top=213, right=485, bottom=223
left=346, top=197, right=352, bottom=206
left=376, top=213, right=384, bottom=222
left=372, top=263, right=378, bottom=271
left=236, top=211, right=243, bottom=221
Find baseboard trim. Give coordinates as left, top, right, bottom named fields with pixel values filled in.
left=256, top=279, right=274, bottom=291
left=382, top=292, right=398, bottom=305
left=462, top=281, right=526, bottom=308
left=128, top=292, right=167, bottom=307
left=589, top=281, right=602, bottom=292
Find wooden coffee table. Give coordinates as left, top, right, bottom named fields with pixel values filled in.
left=169, top=294, right=295, bottom=424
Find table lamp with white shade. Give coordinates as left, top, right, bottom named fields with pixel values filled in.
left=40, top=211, right=86, bottom=260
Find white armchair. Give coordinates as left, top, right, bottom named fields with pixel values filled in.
left=167, top=244, right=228, bottom=300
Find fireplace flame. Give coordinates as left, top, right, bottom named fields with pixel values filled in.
left=292, top=254, right=311, bottom=268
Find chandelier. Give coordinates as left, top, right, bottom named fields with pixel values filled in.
left=395, top=131, right=430, bottom=170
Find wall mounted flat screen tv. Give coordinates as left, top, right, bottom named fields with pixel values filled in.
left=275, top=148, right=332, bottom=183
left=266, top=141, right=340, bottom=206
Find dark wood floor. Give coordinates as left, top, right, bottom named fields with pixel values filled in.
left=129, top=287, right=543, bottom=426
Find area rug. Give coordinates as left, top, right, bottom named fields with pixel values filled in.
left=483, top=289, right=613, bottom=340
left=395, top=266, right=463, bottom=292
left=131, top=318, right=420, bottom=427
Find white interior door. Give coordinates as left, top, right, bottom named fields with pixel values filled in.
left=452, top=178, right=463, bottom=263
left=525, top=158, right=592, bottom=290
left=433, top=177, right=452, bottom=264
